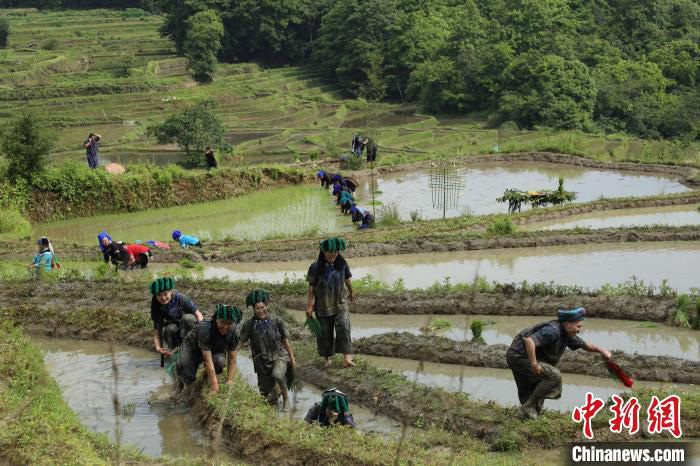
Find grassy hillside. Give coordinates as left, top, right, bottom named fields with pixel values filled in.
left=0, top=8, right=698, bottom=170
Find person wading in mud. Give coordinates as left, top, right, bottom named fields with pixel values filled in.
left=506, top=308, right=612, bottom=419
left=176, top=304, right=241, bottom=394
left=236, top=289, right=296, bottom=412
left=306, top=237, right=355, bottom=368
left=150, top=277, right=204, bottom=357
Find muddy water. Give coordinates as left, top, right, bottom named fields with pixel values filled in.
left=355, top=162, right=690, bottom=219
left=361, top=355, right=700, bottom=413
left=35, top=336, right=402, bottom=455
left=285, top=310, right=700, bottom=362
left=234, top=352, right=405, bottom=438
left=34, top=337, right=224, bottom=459
left=523, top=204, right=700, bottom=231
left=189, top=241, right=700, bottom=292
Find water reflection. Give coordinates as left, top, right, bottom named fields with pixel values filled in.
left=356, top=162, right=690, bottom=219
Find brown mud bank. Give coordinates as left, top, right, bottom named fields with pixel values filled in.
left=4, top=223, right=699, bottom=264
left=273, top=290, right=680, bottom=323
left=354, top=333, right=700, bottom=385
left=0, top=278, right=685, bottom=325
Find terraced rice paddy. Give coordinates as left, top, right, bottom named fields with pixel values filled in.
left=2, top=9, right=698, bottom=170
left=522, top=204, right=700, bottom=230
left=286, top=311, right=700, bottom=361
left=33, top=184, right=351, bottom=244
left=361, top=354, right=700, bottom=413
left=37, top=335, right=402, bottom=457
left=355, top=162, right=690, bottom=219
left=152, top=241, right=700, bottom=292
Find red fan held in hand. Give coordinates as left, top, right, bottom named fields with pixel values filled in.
left=606, top=359, right=634, bottom=388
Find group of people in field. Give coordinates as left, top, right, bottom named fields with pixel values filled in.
left=317, top=170, right=375, bottom=229
left=150, top=236, right=356, bottom=425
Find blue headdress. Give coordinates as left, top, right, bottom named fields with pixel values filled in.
left=558, top=307, right=586, bottom=322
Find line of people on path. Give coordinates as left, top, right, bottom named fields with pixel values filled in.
left=150, top=237, right=356, bottom=426
left=97, top=230, right=201, bottom=271
left=317, top=169, right=375, bottom=229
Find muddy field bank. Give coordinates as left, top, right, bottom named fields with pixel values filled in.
left=0, top=278, right=683, bottom=324
left=354, top=333, right=700, bottom=385
left=3, top=224, right=700, bottom=264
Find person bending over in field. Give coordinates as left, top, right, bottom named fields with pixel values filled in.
left=506, top=307, right=612, bottom=419
left=172, top=230, right=202, bottom=248
left=150, top=277, right=203, bottom=357
left=176, top=304, right=241, bottom=394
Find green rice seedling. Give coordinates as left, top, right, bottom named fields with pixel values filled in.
left=471, top=320, right=486, bottom=344
left=378, top=203, right=401, bottom=226
left=409, top=209, right=422, bottom=222
left=432, top=319, right=451, bottom=331
left=178, top=258, right=203, bottom=271
left=486, top=217, right=515, bottom=235
left=673, top=294, right=690, bottom=328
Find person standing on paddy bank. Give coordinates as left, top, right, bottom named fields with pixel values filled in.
left=306, top=237, right=355, bottom=368
left=84, top=132, right=101, bottom=169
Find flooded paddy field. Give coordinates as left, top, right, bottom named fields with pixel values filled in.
left=354, top=161, right=690, bottom=220
left=285, top=310, right=700, bottom=361
left=160, top=241, right=700, bottom=292
left=36, top=336, right=403, bottom=458
left=523, top=204, right=700, bottom=231
left=33, top=184, right=351, bottom=245
left=360, top=354, right=700, bottom=413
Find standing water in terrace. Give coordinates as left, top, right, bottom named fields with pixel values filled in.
left=360, top=355, right=700, bottom=413
left=34, top=184, right=352, bottom=245
left=173, top=241, right=700, bottom=293
left=521, top=204, right=700, bottom=231
left=284, top=310, right=700, bottom=361
left=356, top=162, right=690, bottom=219
left=34, top=337, right=228, bottom=459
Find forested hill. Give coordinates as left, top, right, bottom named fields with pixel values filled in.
left=5, top=0, right=700, bottom=138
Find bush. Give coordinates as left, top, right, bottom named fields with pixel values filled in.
left=2, top=113, right=54, bottom=181
left=693, top=300, right=700, bottom=331
left=486, top=217, right=516, bottom=235
left=0, top=208, right=31, bottom=240
left=42, top=38, right=59, bottom=50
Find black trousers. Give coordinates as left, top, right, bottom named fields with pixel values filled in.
left=176, top=340, right=226, bottom=385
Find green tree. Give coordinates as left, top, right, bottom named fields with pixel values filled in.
left=497, top=54, right=596, bottom=129
left=0, top=18, right=9, bottom=48
left=593, top=60, right=668, bottom=136
left=183, top=10, right=224, bottom=82
left=648, top=39, right=700, bottom=88
left=2, top=113, right=54, bottom=181
left=146, top=100, right=224, bottom=167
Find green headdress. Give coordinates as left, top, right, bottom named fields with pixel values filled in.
left=245, top=289, right=269, bottom=308
left=320, top=388, right=350, bottom=413
left=214, top=304, right=242, bottom=323
left=320, top=237, right=346, bottom=252
left=150, top=277, right=175, bottom=295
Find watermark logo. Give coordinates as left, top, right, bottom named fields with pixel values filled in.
left=572, top=392, right=682, bottom=439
